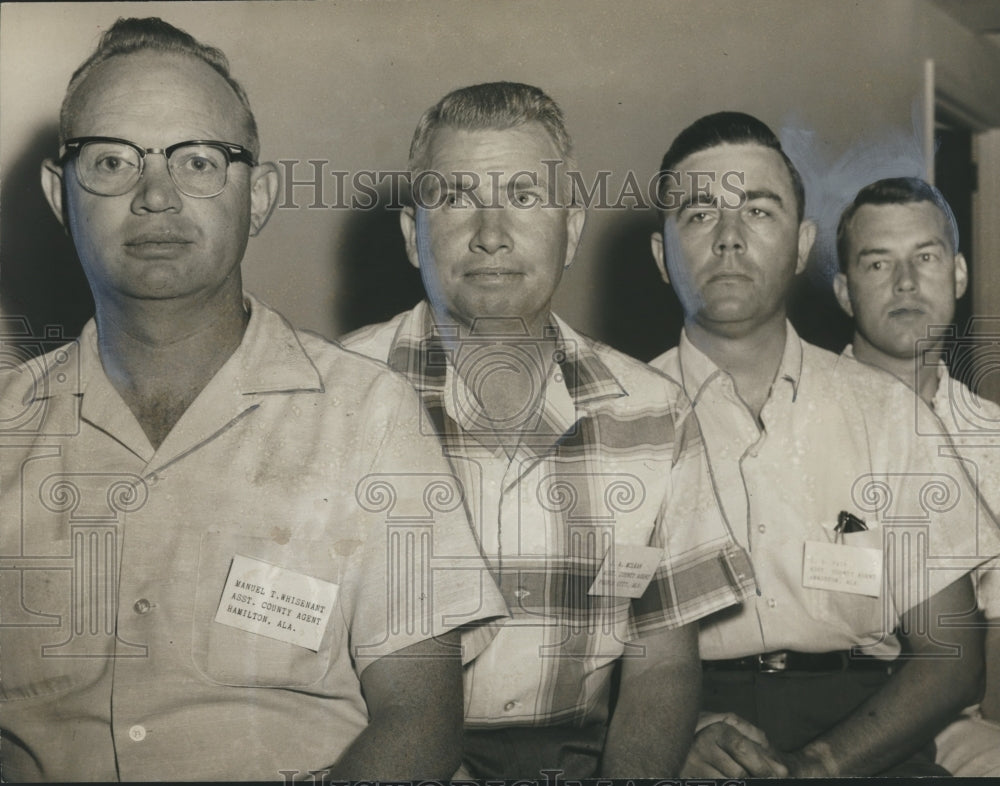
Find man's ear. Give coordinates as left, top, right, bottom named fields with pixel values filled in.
left=650, top=231, right=669, bottom=284
left=833, top=271, right=854, bottom=317
left=40, top=159, right=67, bottom=229
left=400, top=206, right=420, bottom=270
left=249, top=162, right=280, bottom=237
left=562, top=205, right=585, bottom=269
left=796, top=219, right=817, bottom=275
left=954, top=252, right=969, bottom=299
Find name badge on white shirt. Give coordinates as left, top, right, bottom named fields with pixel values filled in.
left=215, top=554, right=339, bottom=651
left=588, top=544, right=663, bottom=598
left=802, top=540, right=882, bottom=597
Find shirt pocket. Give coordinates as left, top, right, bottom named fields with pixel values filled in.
left=805, top=528, right=893, bottom=641
left=191, top=532, right=348, bottom=689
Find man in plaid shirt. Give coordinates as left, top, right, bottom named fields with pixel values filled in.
left=341, top=81, right=755, bottom=778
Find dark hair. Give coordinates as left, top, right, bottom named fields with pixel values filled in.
left=60, top=17, right=259, bottom=156
left=407, top=81, right=575, bottom=200
left=836, top=177, right=959, bottom=272
left=655, top=111, right=805, bottom=221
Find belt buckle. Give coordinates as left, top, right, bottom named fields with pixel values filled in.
left=758, top=651, right=788, bottom=673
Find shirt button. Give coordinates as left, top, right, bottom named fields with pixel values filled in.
left=133, top=599, right=152, bottom=615
left=758, top=524, right=766, bottom=534
left=767, top=598, right=777, bottom=608
left=128, top=724, right=146, bottom=742
left=503, top=701, right=519, bottom=712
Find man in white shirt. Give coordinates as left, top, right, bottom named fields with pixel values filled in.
left=649, top=112, right=998, bottom=777
left=834, top=175, right=1000, bottom=776
left=0, top=17, right=504, bottom=781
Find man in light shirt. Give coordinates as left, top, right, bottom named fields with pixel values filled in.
left=834, top=176, right=1000, bottom=776
left=0, top=17, right=504, bottom=781
left=342, top=81, right=755, bottom=777
left=649, top=112, right=998, bottom=777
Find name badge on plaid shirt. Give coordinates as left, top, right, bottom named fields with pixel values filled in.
left=588, top=544, right=663, bottom=598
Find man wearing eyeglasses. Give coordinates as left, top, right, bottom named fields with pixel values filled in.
left=0, top=17, right=504, bottom=782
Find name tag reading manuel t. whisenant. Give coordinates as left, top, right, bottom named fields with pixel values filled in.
left=588, top=544, right=663, bottom=598
left=215, top=554, right=339, bottom=651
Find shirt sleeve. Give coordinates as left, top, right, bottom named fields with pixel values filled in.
left=630, top=395, right=756, bottom=637
left=339, top=371, right=507, bottom=675
left=868, top=383, right=1000, bottom=616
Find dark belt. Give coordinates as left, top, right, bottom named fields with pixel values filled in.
left=703, top=649, right=894, bottom=674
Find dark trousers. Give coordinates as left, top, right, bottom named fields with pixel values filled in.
left=702, top=666, right=950, bottom=777
left=463, top=721, right=607, bottom=779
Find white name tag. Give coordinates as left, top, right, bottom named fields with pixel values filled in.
left=214, top=554, right=339, bottom=651
left=802, top=541, right=882, bottom=597
left=588, top=544, right=663, bottom=598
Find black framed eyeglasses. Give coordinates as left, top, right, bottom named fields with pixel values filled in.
left=58, top=137, right=258, bottom=198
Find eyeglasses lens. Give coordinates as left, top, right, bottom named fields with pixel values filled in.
left=76, top=142, right=230, bottom=197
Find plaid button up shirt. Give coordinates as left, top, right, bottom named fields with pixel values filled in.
left=342, top=301, right=754, bottom=727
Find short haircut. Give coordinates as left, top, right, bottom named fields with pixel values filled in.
left=407, top=81, right=576, bottom=198
left=655, top=111, right=805, bottom=222
left=836, top=177, right=960, bottom=272
left=60, top=17, right=260, bottom=157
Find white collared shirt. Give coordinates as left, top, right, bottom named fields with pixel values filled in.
left=652, top=324, right=1000, bottom=659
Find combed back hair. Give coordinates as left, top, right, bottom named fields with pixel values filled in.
left=836, top=177, right=960, bottom=272
left=60, top=17, right=260, bottom=157
left=407, top=81, right=576, bottom=190
left=656, top=111, right=806, bottom=222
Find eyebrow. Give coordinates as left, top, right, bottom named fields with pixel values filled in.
left=677, top=194, right=719, bottom=211
left=677, top=188, right=785, bottom=212
left=857, top=237, right=946, bottom=258
left=744, top=188, right=784, bottom=206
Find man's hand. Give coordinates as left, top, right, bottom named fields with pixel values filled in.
left=681, top=715, right=789, bottom=778
left=778, top=740, right=839, bottom=777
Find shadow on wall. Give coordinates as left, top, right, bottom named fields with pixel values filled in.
left=594, top=208, right=685, bottom=362
left=789, top=260, right=853, bottom=353
left=334, top=181, right=424, bottom=336
left=1, top=125, right=94, bottom=351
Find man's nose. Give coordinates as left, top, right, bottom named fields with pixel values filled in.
left=469, top=206, right=513, bottom=255
left=130, top=155, right=182, bottom=213
left=893, top=259, right=918, bottom=292
left=713, top=212, right=745, bottom=255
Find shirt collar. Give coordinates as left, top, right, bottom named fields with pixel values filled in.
left=28, top=294, right=325, bottom=465
left=930, top=362, right=950, bottom=413
left=31, top=293, right=322, bottom=404
left=386, top=300, right=627, bottom=410
left=842, top=342, right=948, bottom=412
left=231, top=293, right=325, bottom=396
left=678, top=319, right=803, bottom=402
